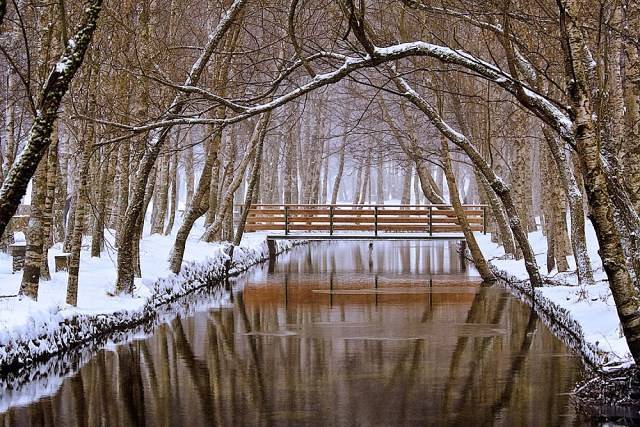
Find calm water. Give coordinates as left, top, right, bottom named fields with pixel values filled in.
left=1, top=241, right=584, bottom=426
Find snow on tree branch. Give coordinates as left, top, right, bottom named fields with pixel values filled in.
left=0, top=0, right=103, bottom=238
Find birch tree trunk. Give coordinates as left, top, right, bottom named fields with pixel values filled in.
left=542, top=127, right=593, bottom=284
left=115, top=143, right=130, bottom=246
left=40, top=137, right=59, bottom=279
left=376, top=155, right=384, bottom=204
left=115, top=0, right=247, bottom=294
left=233, top=133, right=265, bottom=246
left=19, top=158, right=47, bottom=299
left=352, top=162, right=363, bottom=204
left=184, top=145, right=195, bottom=212
left=358, top=155, right=371, bottom=205
left=151, top=154, right=170, bottom=234
left=90, top=147, right=110, bottom=257
left=165, top=150, right=178, bottom=235
left=66, top=138, right=91, bottom=306
left=558, top=0, right=640, bottom=361
left=320, top=149, right=329, bottom=204
left=400, top=162, right=411, bottom=205
left=413, top=169, right=421, bottom=204
left=441, top=142, right=495, bottom=282
left=169, top=133, right=220, bottom=273
left=201, top=113, right=271, bottom=242
left=0, top=0, right=103, bottom=238
left=53, top=149, right=68, bottom=243
left=622, top=7, right=640, bottom=211
left=283, top=125, right=297, bottom=204
left=331, top=139, right=346, bottom=205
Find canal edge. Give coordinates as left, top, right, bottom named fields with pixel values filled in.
left=0, top=238, right=308, bottom=378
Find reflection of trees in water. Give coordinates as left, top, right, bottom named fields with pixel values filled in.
left=1, top=275, right=579, bottom=425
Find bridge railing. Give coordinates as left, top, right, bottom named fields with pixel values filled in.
left=241, top=204, right=487, bottom=236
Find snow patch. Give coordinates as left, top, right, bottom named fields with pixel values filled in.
left=475, top=219, right=631, bottom=368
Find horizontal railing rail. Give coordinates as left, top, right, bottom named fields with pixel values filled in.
left=240, top=204, right=487, bottom=236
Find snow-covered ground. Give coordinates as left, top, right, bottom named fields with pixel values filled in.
left=475, top=221, right=631, bottom=368
left=0, top=219, right=300, bottom=373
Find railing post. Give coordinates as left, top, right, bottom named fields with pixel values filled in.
left=429, top=205, right=433, bottom=236
left=285, top=205, right=289, bottom=235
left=482, top=205, right=487, bottom=235
left=330, top=205, right=334, bottom=235
left=374, top=206, right=378, bottom=236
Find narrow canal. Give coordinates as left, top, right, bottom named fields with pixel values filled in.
left=1, top=241, right=584, bottom=426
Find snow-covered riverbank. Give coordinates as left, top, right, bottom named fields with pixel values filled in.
left=475, top=223, right=631, bottom=369
left=0, top=221, right=301, bottom=373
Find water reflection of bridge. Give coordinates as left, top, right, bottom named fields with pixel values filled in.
left=243, top=273, right=482, bottom=308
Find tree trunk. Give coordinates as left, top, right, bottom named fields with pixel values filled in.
left=331, top=139, right=346, bottom=205
left=441, top=142, right=495, bottom=282
left=169, top=133, right=220, bottom=273
left=0, top=0, right=102, bottom=238
left=542, top=127, right=594, bottom=284
left=376, top=155, right=384, bottom=204
left=320, top=148, right=329, bottom=204
left=90, top=147, right=110, bottom=257
left=151, top=154, right=170, bottom=234
left=201, top=113, right=271, bottom=242
left=400, top=162, right=411, bottom=205
left=184, top=144, right=195, bottom=212
left=559, top=0, right=640, bottom=361
left=19, top=157, right=47, bottom=299
left=40, top=137, right=58, bottom=279
left=283, top=125, right=297, bottom=204
left=66, top=139, right=91, bottom=306
left=164, top=150, right=178, bottom=235
left=359, top=155, right=371, bottom=205
left=115, top=142, right=130, bottom=246
left=352, top=162, right=363, bottom=204
left=233, top=133, right=264, bottom=246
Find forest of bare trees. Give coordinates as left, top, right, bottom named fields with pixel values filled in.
left=1, top=0, right=639, bottom=362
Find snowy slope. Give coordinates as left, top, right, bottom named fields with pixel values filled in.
left=475, top=220, right=631, bottom=368
left=0, top=218, right=301, bottom=373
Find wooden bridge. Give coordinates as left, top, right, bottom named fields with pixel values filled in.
left=243, top=204, right=487, bottom=241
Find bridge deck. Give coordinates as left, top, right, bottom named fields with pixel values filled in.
left=243, top=204, right=487, bottom=238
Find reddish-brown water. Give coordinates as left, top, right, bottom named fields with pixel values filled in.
left=1, top=241, right=584, bottom=426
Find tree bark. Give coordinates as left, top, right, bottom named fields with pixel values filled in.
left=543, top=127, right=594, bottom=284
left=441, top=142, right=496, bottom=282
left=115, top=0, right=246, bottom=294
left=164, top=150, right=178, bottom=235
left=558, top=0, right=640, bottom=362
left=90, top=147, right=110, bottom=257
left=151, top=154, right=170, bottom=234
left=400, top=162, right=411, bottom=205
left=331, top=138, right=346, bottom=205
left=0, top=0, right=102, bottom=238
left=19, top=156, right=47, bottom=299
left=376, top=154, right=384, bottom=204
left=66, top=140, right=91, bottom=306
left=169, top=133, right=220, bottom=273
left=201, top=113, right=271, bottom=242
left=40, top=137, right=59, bottom=279
left=392, top=75, right=543, bottom=288
left=233, top=132, right=264, bottom=246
